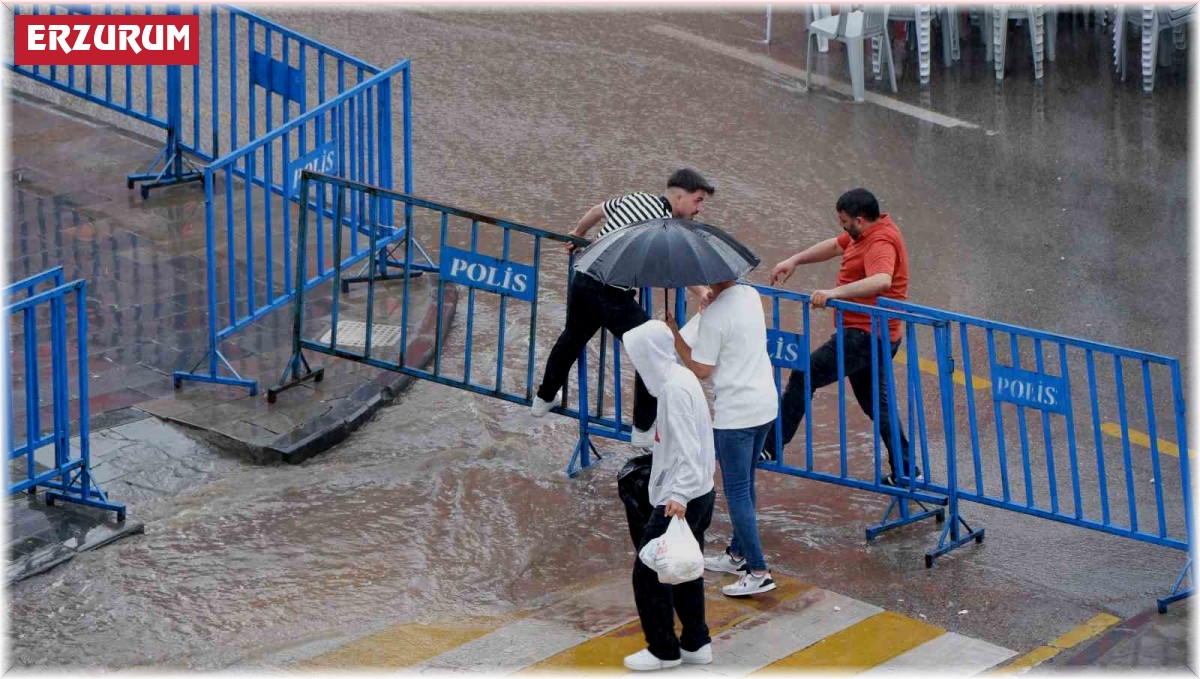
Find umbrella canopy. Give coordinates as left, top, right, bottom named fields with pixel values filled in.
left=572, top=218, right=760, bottom=289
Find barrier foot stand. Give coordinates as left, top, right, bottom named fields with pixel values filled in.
left=1157, top=559, right=1192, bottom=613
left=266, top=350, right=325, bottom=404
left=341, top=233, right=437, bottom=292
left=173, top=348, right=258, bottom=396
left=126, top=143, right=204, bottom=200
left=565, top=434, right=602, bottom=478
left=865, top=495, right=944, bottom=541
left=923, top=513, right=984, bottom=568
left=44, top=468, right=128, bottom=522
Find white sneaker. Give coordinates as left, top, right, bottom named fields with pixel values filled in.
left=680, top=644, right=713, bottom=665
left=704, top=549, right=746, bottom=574
left=530, top=391, right=559, bottom=418
left=722, top=571, right=777, bottom=597
left=630, top=425, right=655, bottom=449
left=623, top=648, right=682, bottom=671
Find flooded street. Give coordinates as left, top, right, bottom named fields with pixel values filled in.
left=6, top=7, right=1190, bottom=670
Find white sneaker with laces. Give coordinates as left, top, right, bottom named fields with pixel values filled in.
left=630, top=426, right=655, bottom=448
left=623, top=648, right=681, bottom=671
left=680, top=644, right=713, bottom=665
left=722, top=571, right=777, bottom=597
left=530, top=391, right=560, bottom=418
left=704, top=549, right=746, bottom=574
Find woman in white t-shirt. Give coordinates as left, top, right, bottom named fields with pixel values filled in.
left=668, top=280, right=779, bottom=597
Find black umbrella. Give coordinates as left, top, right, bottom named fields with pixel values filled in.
left=572, top=218, right=760, bottom=289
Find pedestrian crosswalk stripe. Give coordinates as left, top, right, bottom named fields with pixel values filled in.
left=689, top=587, right=881, bottom=676
left=292, top=575, right=1019, bottom=674
left=416, top=618, right=603, bottom=674
left=521, top=574, right=812, bottom=673
left=752, top=610, right=944, bottom=672
left=860, top=631, right=1017, bottom=674
left=297, top=619, right=505, bottom=669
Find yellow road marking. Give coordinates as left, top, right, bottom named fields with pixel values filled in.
left=753, top=610, right=944, bottom=672
left=993, top=613, right=1120, bottom=673
left=894, top=353, right=991, bottom=390
left=1100, top=422, right=1187, bottom=458
left=297, top=618, right=506, bottom=670
left=521, top=575, right=812, bottom=673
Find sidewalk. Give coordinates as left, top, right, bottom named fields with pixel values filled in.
left=6, top=90, right=455, bottom=579
left=7, top=90, right=455, bottom=464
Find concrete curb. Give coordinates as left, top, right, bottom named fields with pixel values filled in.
left=151, top=285, right=458, bottom=465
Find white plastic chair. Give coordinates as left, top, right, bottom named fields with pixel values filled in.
left=806, top=6, right=897, bottom=102
left=1113, top=4, right=1195, bottom=93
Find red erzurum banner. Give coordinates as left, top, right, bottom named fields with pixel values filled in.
left=13, top=15, right=200, bottom=66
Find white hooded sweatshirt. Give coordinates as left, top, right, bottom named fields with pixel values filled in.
left=623, top=321, right=716, bottom=508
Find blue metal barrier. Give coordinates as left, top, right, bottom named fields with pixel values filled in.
left=880, top=298, right=1191, bottom=609
left=267, top=172, right=581, bottom=411
left=8, top=4, right=380, bottom=197
left=573, top=284, right=961, bottom=535
left=172, top=59, right=411, bottom=394
left=4, top=267, right=126, bottom=521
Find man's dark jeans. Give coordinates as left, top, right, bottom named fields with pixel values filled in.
left=764, top=328, right=914, bottom=478
left=537, top=272, right=656, bottom=432
left=631, top=490, right=716, bottom=661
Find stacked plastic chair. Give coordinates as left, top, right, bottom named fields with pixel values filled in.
left=1113, top=3, right=1195, bottom=93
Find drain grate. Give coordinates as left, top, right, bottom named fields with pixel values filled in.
left=317, top=321, right=403, bottom=347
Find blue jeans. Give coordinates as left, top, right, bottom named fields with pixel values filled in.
left=715, top=423, right=772, bottom=572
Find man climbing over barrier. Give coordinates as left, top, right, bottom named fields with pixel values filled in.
left=531, top=168, right=716, bottom=448
left=763, top=188, right=919, bottom=486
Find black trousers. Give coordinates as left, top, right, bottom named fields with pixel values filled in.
left=764, top=329, right=914, bottom=477
left=537, top=272, right=657, bottom=432
left=631, top=490, right=716, bottom=661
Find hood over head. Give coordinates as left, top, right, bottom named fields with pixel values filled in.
left=623, top=320, right=676, bottom=398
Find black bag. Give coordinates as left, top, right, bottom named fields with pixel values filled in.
left=618, top=453, right=654, bottom=549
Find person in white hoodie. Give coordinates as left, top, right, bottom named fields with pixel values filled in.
left=620, top=320, right=718, bottom=672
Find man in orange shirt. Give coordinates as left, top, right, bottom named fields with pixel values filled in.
left=762, top=188, right=917, bottom=486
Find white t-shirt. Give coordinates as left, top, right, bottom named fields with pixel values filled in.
left=685, top=284, right=779, bottom=430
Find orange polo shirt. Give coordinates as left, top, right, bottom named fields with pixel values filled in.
left=834, top=214, right=909, bottom=342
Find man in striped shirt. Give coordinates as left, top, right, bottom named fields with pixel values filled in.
left=531, top=168, right=716, bottom=448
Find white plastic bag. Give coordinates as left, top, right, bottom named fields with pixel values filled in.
left=638, top=515, right=704, bottom=585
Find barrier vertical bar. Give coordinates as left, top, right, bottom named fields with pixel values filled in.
left=434, top=212, right=448, bottom=376
left=464, top=221, right=479, bottom=383
left=526, top=236, right=542, bottom=400
left=1060, top=342, right=1084, bottom=519
left=803, top=300, right=813, bottom=470
left=283, top=132, right=293, bottom=294
left=1009, top=334, right=1035, bottom=508
left=1034, top=339, right=1060, bottom=514
left=1114, top=356, right=1139, bottom=532
left=986, top=329, right=1012, bottom=503
left=495, top=228, right=511, bottom=391
left=363, top=190, right=379, bottom=360
left=330, top=185, right=345, bottom=349
left=1086, top=350, right=1111, bottom=525
left=836, top=310, right=847, bottom=477
left=22, top=306, right=37, bottom=486
left=1142, top=361, right=1167, bottom=537
left=959, top=323, right=984, bottom=496
left=225, top=166, right=236, bottom=323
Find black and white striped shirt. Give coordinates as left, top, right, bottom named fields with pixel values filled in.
left=598, top=192, right=673, bottom=238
